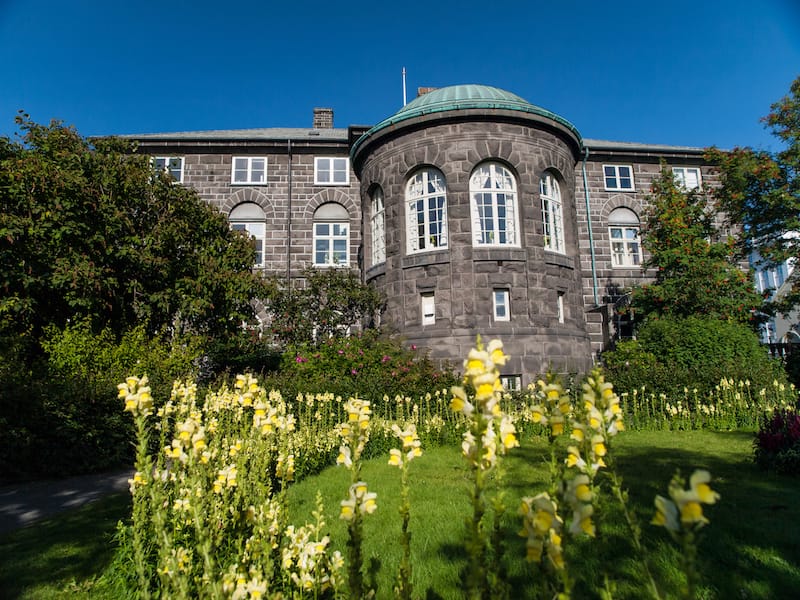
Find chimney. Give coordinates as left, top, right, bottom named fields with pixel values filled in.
left=417, top=87, right=438, bottom=97
left=313, top=107, right=334, bottom=129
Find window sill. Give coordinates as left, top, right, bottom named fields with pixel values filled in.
left=472, top=247, right=527, bottom=262
left=402, top=249, right=449, bottom=269
left=544, top=252, right=574, bottom=269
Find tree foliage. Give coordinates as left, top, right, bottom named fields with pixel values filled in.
left=0, top=115, right=266, bottom=343
left=265, top=267, right=385, bottom=346
left=631, top=164, right=763, bottom=326
left=708, top=76, right=800, bottom=316
left=602, top=315, right=785, bottom=399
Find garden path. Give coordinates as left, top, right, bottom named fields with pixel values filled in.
left=0, top=468, right=133, bottom=536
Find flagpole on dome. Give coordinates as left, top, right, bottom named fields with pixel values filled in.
left=402, top=67, right=407, bottom=107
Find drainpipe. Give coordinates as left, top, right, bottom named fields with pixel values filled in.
left=582, top=146, right=599, bottom=306
left=286, top=139, right=293, bottom=286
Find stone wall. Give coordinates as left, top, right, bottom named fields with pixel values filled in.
left=355, top=114, right=594, bottom=377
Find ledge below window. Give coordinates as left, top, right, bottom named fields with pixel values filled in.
left=401, top=249, right=450, bottom=269
left=472, top=247, right=527, bottom=263
left=544, top=251, right=574, bottom=269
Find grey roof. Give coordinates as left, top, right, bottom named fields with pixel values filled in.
left=120, top=127, right=349, bottom=142
left=583, top=138, right=706, bottom=154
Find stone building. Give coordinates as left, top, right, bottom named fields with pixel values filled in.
left=130, top=84, right=713, bottom=383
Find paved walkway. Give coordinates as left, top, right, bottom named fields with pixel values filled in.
left=0, top=469, right=133, bottom=536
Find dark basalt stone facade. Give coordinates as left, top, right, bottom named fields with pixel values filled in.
left=352, top=103, right=592, bottom=375
left=129, top=84, right=717, bottom=382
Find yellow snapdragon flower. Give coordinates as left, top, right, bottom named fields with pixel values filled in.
left=652, top=469, right=720, bottom=532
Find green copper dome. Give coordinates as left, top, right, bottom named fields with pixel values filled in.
left=352, top=84, right=582, bottom=159
left=397, top=84, right=533, bottom=115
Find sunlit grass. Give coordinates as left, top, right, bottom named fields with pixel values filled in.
left=285, top=430, right=800, bottom=599
left=4, top=430, right=799, bottom=599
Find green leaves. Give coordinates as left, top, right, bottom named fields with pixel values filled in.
left=0, top=116, right=265, bottom=342
left=632, top=164, right=762, bottom=326
left=708, top=76, right=800, bottom=317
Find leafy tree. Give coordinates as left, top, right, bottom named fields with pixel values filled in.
left=266, top=266, right=385, bottom=346
left=630, top=164, right=763, bottom=326
left=0, top=115, right=266, bottom=343
left=708, top=76, right=800, bottom=316
left=602, top=315, right=785, bottom=400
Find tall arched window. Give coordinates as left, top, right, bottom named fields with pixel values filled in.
left=470, top=162, right=519, bottom=246
left=370, top=186, right=386, bottom=265
left=540, top=173, right=564, bottom=253
left=313, top=203, right=349, bottom=267
left=229, top=202, right=266, bottom=267
left=608, top=207, right=642, bottom=267
left=406, top=168, right=447, bottom=254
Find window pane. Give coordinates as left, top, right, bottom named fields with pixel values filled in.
left=316, top=223, right=329, bottom=236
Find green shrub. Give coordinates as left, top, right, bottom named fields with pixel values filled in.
left=602, top=316, right=787, bottom=399
left=265, top=330, right=458, bottom=405
left=754, top=406, right=800, bottom=474
left=0, top=321, right=203, bottom=480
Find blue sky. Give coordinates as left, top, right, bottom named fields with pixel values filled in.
left=1, top=0, right=798, bottom=150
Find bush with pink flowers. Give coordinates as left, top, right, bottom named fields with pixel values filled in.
left=754, top=406, right=800, bottom=474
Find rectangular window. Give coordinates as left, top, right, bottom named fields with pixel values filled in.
left=313, top=222, right=349, bottom=266
left=609, top=226, right=642, bottom=267
left=231, top=222, right=266, bottom=267
left=153, top=157, right=184, bottom=183
left=371, top=189, right=386, bottom=265
left=672, top=167, right=701, bottom=190
left=421, top=293, right=435, bottom=326
left=493, top=289, right=510, bottom=322
left=315, top=157, right=350, bottom=185
left=232, top=157, right=267, bottom=184
left=557, top=291, right=565, bottom=324
left=603, top=165, right=634, bottom=191
left=500, top=375, right=522, bottom=392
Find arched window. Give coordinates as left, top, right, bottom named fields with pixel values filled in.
left=470, top=162, right=519, bottom=246
left=229, top=202, right=266, bottom=267
left=540, top=173, right=564, bottom=253
left=406, top=168, right=447, bottom=254
left=313, top=202, right=349, bottom=267
left=370, top=186, right=386, bottom=265
left=608, top=207, right=642, bottom=267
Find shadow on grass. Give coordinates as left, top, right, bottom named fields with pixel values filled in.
left=492, top=430, right=800, bottom=599
left=0, top=493, right=130, bottom=598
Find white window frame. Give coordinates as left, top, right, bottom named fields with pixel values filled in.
left=421, top=292, right=435, bottom=326
left=231, top=222, right=266, bottom=267
left=493, top=289, right=510, bottom=322
left=406, top=169, right=448, bottom=254
left=231, top=156, right=267, bottom=185
left=557, top=291, right=565, bottom=324
left=500, top=375, right=522, bottom=392
left=541, top=173, right=565, bottom=254
left=609, top=226, right=642, bottom=267
left=370, top=187, right=386, bottom=266
left=603, top=165, right=635, bottom=191
left=672, top=167, right=702, bottom=190
left=313, top=222, right=349, bottom=267
left=153, top=156, right=184, bottom=183
left=314, top=157, right=350, bottom=185
left=229, top=203, right=267, bottom=268
left=469, top=162, right=519, bottom=247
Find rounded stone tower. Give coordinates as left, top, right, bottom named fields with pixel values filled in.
left=351, top=85, right=593, bottom=379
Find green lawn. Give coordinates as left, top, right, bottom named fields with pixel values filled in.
left=2, top=430, right=799, bottom=599
left=0, top=493, right=131, bottom=599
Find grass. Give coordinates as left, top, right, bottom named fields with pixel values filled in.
left=0, top=492, right=131, bottom=599
left=2, top=430, right=799, bottom=598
